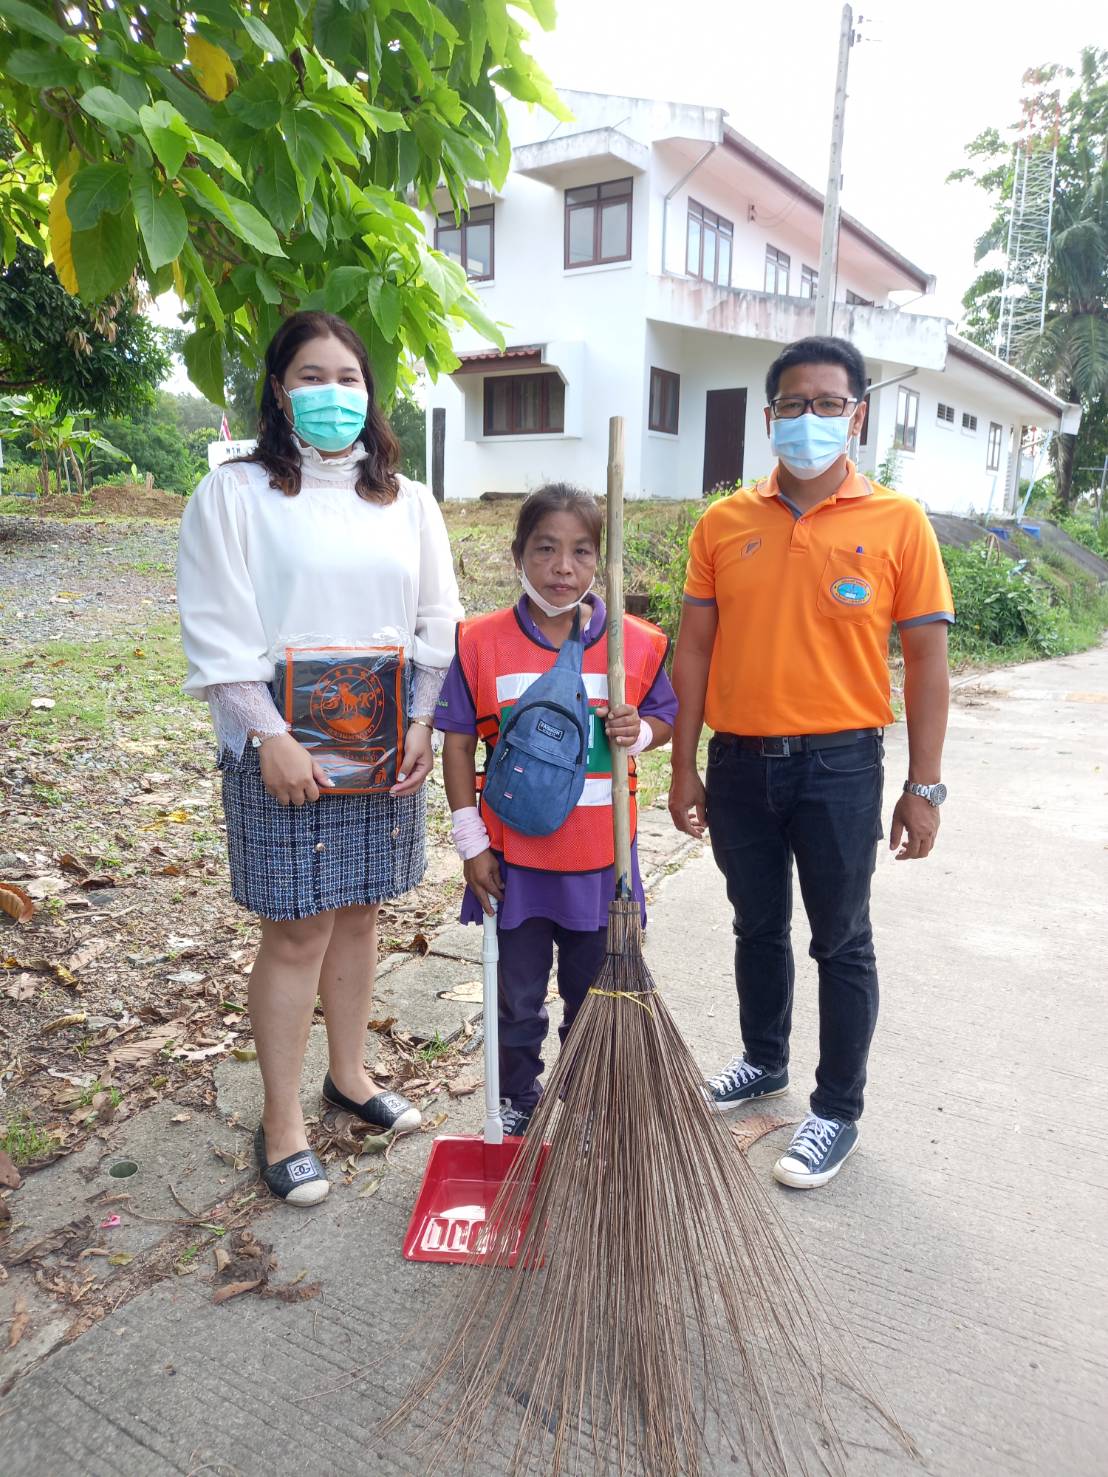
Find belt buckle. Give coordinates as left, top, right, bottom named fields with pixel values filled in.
left=761, top=737, right=791, bottom=758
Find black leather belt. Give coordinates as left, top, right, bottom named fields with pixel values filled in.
left=713, top=727, right=882, bottom=758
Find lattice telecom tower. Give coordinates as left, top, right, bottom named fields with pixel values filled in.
left=995, top=82, right=1060, bottom=364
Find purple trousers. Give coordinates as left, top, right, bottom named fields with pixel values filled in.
left=497, top=917, right=608, bottom=1111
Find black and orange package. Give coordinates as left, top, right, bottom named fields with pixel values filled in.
left=272, top=645, right=407, bottom=794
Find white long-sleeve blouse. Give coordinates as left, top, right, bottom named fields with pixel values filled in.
left=177, top=444, right=463, bottom=697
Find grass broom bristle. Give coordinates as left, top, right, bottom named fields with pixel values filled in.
left=385, top=899, right=911, bottom=1477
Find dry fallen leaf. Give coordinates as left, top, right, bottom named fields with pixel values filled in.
left=409, top=932, right=430, bottom=956
left=212, top=1278, right=262, bottom=1305
left=0, top=1150, right=22, bottom=1190
left=43, top=1012, right=87, bottom=1035
left=57, top=854, right=89, bottom=878
left=170, top=1112, right=192, bottom=1124
left=108, top=1252, right=134, bottom=1267
left=446, top=1077, right=479, bottom=1099
left=107, top=1022, right=183, bottom=1071
left=66, top=938, right=110, bottom=974
left=213, top=1247, right=231, bottom=1274
left=5, top=974, right=36, bottom=1001
left=231, top=1046, right=257, bottom=1062
left=8, top=1295, right=29, bottom=1349
left=0, top=883, right=34, bottom=925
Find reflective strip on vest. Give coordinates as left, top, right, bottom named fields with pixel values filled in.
left=495, top=671, right=609, bottom=704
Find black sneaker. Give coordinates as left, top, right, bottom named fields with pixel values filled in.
left=499, top=1100, right=533, bottom=1137
left=705, top=1055, right=789, bottom=1111
left=772, top=1114, right=858, bottom=1189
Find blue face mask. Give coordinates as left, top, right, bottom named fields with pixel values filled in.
left=286, top=383, right=369, bottom=453
left=769, top=412, right=852, bottom=480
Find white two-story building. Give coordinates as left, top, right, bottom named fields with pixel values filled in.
left=424, top=90, right=1080, bottom=513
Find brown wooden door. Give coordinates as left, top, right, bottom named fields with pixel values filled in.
left=702, top=388, right=746, bottom=492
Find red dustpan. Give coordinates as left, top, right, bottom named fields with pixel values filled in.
left=403, top=904, right=547, bottom=1264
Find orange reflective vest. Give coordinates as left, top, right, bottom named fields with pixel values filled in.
left=456, top=606, right=669, bottom=874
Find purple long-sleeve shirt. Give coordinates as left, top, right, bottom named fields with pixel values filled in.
left=435, top=595, right=678, bottom=932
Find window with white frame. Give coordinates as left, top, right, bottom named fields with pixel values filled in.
left=962, top=412, right=978, bottom=433
left=894, top=386, right=919, bottom=452
left=686, top=201, right=733, bottom=287
left=764, top=245, right=790, bottom=296
left=987, top=421, right=1004, bottom=471
left=435, top=204, right=494, bottom=281
left=799, top=264, right=818, bottom=298
left=937, top=402, right=955, bottom=426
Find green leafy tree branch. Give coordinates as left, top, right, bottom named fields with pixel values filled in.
left=0, top=0, right=567, bottom=406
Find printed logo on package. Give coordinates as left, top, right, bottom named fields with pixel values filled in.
left=310, top=663, right=387, bottom=747
left=829, top=576, right=873, bottom=607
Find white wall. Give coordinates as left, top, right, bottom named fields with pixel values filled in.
left=868, top=370, right=1018, bottom=515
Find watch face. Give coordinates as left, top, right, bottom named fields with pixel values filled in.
left=929, top=783, right=947, bottom=806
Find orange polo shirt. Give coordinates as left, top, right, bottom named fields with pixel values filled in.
left=684, top=463, right=954, bottom=736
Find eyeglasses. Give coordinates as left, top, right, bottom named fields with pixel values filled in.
left=769, top=395, right=858, bottom=419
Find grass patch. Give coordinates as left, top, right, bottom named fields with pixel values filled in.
left=0, top=615, right=191, bottom=742
left=417, top=1030, right=453, bottom=1063
left=1, top=1113, right=61, bottom=1165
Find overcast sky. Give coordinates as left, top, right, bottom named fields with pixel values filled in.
left=161, top=0, right=1096, bottom=396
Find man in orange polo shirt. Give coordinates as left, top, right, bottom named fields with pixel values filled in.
left=669, top=335, right=953, bottom=1189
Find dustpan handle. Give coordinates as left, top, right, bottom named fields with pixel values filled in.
left=482, top=901, right=504, bottom=1146
left=606, top=416, right=632, bottom=898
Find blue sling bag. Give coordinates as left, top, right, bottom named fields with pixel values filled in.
left=481, top=609, right=592, bottom=838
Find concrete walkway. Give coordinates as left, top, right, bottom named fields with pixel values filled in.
left=1, top=643, right=1105, bottom=1476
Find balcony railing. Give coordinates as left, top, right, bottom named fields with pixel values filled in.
left=645, top=275, right=949, bottom=370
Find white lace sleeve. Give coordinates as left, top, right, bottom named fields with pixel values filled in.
left=205, top=681, right=288, bottom=759
left=411, top=663, right=448, bottom=721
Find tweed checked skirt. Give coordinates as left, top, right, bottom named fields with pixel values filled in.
left=219, top=748, right=426, bottom=921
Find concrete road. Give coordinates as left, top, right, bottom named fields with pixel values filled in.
left=1, top=642, right=1105, bottom=1476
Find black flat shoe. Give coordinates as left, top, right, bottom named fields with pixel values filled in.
left=322, top=1073, right=422, bottom=1132
left=254, top=1126, right=329, bottom=1206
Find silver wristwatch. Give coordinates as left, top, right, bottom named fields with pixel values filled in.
left=903, top=780, right=947, bottom=807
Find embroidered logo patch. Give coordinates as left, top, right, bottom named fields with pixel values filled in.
left=536, top=718, right=565, bottom=741
left=741, top=538, right=762, bottom=559
left=288, top=1157, right=316, bottom=1182
left=830, top=576, right=873, bottom=607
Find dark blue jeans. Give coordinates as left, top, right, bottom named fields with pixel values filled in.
left=705, top=733, right=884, bottom=1123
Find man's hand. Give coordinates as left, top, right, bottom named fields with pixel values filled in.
left=258, top=733, right=333, bottom=806
left=668, top=767, right=707, bottom=839
left=889, top=792, right=940, bottom=860
left=390, top=724, right=434, bottom=796
left=464, top=849, right=504, bottom=916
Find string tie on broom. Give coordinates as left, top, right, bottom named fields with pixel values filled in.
left=587, top=987, right=655, bottom=1016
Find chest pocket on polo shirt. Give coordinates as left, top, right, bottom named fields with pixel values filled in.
left=815, top=548, right=889, bottom=625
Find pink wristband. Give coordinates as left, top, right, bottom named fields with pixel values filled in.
left=626, top=718, right=652, bottom=757
left=451, top=806, right=490, bottom=861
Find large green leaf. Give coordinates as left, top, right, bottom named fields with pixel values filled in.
left=72, top=209, right=138, bottom=302
left=180, top=168, right=286, bottom=256
left=66, top=164, right=131, bottom=230
left=78, top=87, right=142, bottom=135
left=238, top=9, right=286, bottom=60
left=283, top=108, right=328, bottom=194
left=324, top=265, right=373, bottom=313
left=139, top=101, right=194, bottom=179
left=191, top=131, right=246, bottom=185
left=6, top=47, right=79, bottom=89
left=253, top=136, right=303, bottom=230
left=131, top=172, right=188, bottom=270
left=0, top=0, right=68, bottom=46
left=182, top=327, right=226, bottom=405
left=366, top=276, right=402, bottom=341
left=224, top=72, right=285, bottom=130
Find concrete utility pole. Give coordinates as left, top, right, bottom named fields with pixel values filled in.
left=813, top=4, right=855, bottom=337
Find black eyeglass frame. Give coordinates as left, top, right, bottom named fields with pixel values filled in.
left=768, top=395, right=859, bottom=419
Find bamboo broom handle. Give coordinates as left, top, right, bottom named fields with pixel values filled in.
left=606, top=416, right=632, bottom=899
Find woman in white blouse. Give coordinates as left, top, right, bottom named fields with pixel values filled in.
left=177, top=312, right=462, bottom=1206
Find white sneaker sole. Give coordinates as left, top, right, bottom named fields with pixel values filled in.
left=772, top=1135, right=858, bottom=1189
left=709, top=1084, right=789, bottom=1114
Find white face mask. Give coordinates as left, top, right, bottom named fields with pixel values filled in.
left=518, top=566, right=594, bottom=618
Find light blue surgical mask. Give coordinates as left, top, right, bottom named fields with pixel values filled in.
left=285, top=383, right=369, bottom=453
left=769, top=412, right=852, bottom=480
